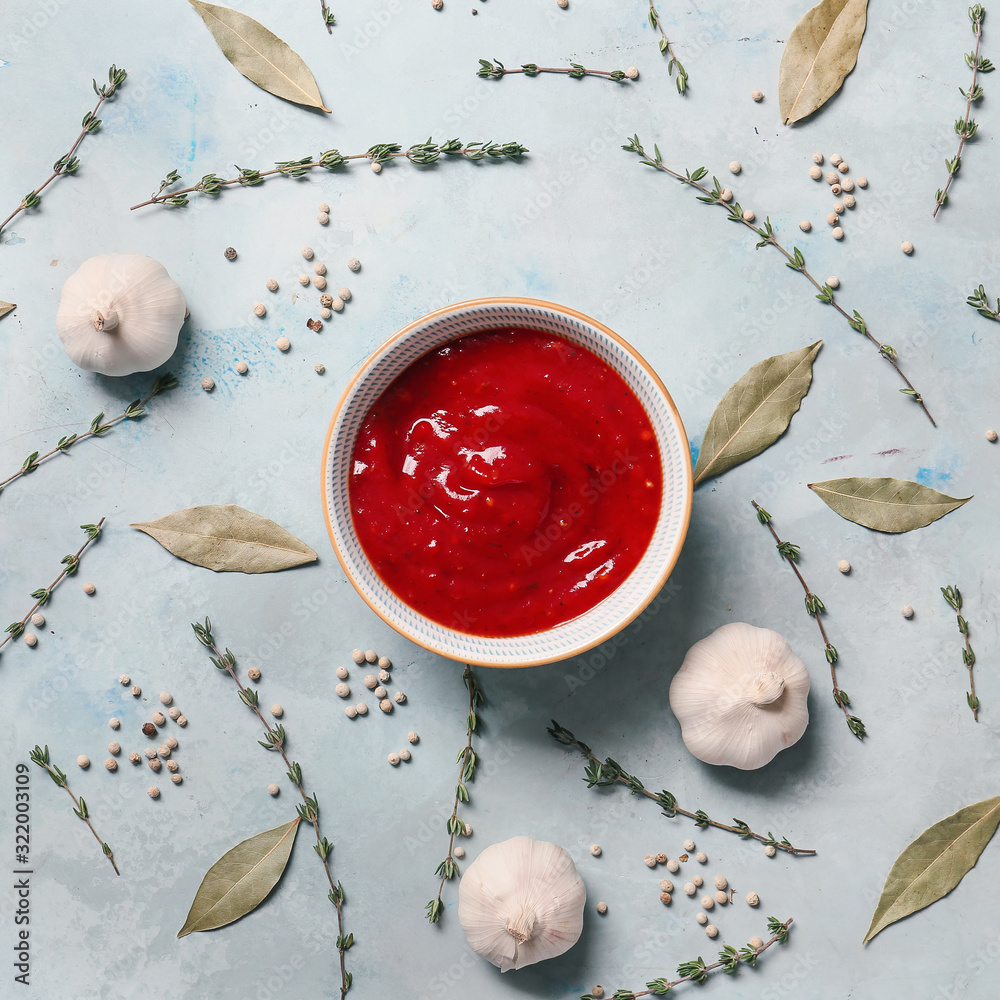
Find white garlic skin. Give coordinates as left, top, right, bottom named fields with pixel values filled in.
left=458, top=835, right=586, bottom=972
left=56, top=254, right=187, bottom=375
left=668, top=622, right=810, bottom=769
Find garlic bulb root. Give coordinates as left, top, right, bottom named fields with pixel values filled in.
left=458, top=835, right=586, bottom=972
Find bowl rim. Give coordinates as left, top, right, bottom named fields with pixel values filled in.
left=320, top=296, right=692, bottom=667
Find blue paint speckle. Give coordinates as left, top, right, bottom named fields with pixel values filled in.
left=689, top=441, right=699, bottom=468
left=916, top=467, right=952, bottom=487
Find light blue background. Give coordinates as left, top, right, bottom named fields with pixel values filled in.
left=2, top=1, right=999, bottom=998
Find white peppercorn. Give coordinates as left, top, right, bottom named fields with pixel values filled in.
left=268, top=783, right=280, bottom=796
left=348, top=258, right=361, bottom=271
left=157, top=745, right=171, bottom=759
left=236, top=361, right=249, bottom=374
left=248, top=667, right=261, bottom=681
left=131, top=685, right=141, bottom=697
left=393, top=691, right=406, bottom=704
left=692, top=874, right=703, bottom=887
left=830, top=153, right=843, bottom=166
left=901, top=240, right=914, bottom=255
left=720, top=188, right=733, bottom=201
left=696, top=912, right=708, bottom=925
left=201, top=376, right=215, bottom=392
left=987, top=429, right=998, bottom=442
left=701, top=896, right=714, bottom=910
left=750, top=936, right=765, bottom=949
left=331, top=297, right=345, bottom=312
left=129, top=752, right=141, bottom=765
left=108, top=742, right=121, bottom=755
left=832, top=227, right=844, bottom=240
left=371, top=161, right=382, bottom=174
left=683, top=882, right=696, bottom=896
left=746, top=891, right=760, bottom=906
left=153, top=712, right=166, bottom=727
left=144, top=748, right=157, bottom=759
left=339, top=287, right=353, bottom=301
left=345, top=706, right=358, bottom=718
left=841, top=177, right=855, bottom=192
left=166, top=760, right=179, bottom=773
left=856, top=175, right=868, bottom=188
left=319, top=293, right=334, bottom=307
left=827, top=275, right=840, bottom=288
left=590, top=844, right=602, bottom=856
left=302, top=247, right=314, bottom=260
left=109, top=718, right=121, bottom=730
left=320, top=308, right=332, bottom=320
left=660, top=892, right=672, bottom=904
left=266, top=278, right=278, bottom=291
left=105, top=758, right=118, bottom=771
left=352, top=649, right=365, bottom=663
left=834, top=201, right=845, bottom=214
left=379, top=698, right=393, bottom=714
left=826, top=212, right=839, bottom=226
left=625, top=66, right=639, bottom=80
left=177, top=715, right=187, bottom=727
left=666, top=858, right=680, bottom=872
left=318, top=213, right=330, bottom=225
left=77, top=755, right=90, bottom=769
left=298, top=274, right=310, bottom=286
left=374, top=685, right=387, bottom=700
left=729, top=161, right=741, bottom=174
left=705, top=925, right=719, bottom=938
left=364, top=674, right=377, bottom=690
left=118, top=673, right=130, bottom=685
left=596, top=901, right=608, bottom=914
left=165, top=736, right=178, bottom=750
left=838, top=559, right=851, bottom=573
left=809, top=165, right=822, bottom=180
left=714, top=875, right=728, bottom=890
left=83, top=581, right=96, bottom=595
left=314, top=276, right=327, bottom=291
left=318, top=202, right=330, bottom=213
left=24, top=633, right=37, bottom=646
left=644, top=854, right=657, bottom=868
left=388, top=752, right=400, bottom=766
left=149, top=758, right=162, bottom=772
left=356, top=703, right=368, bottom=715
left=336, top=666, right=349, bottom=680
left=378, top=669, right=390, bottom=683
left=335, top=682, right=350, bottom=698
left=253, top=304, right=266, bottom=317
left=364, top=649, right=377, bottom=663
left=271, top=704, right=283, bottom=718
left=715, top=890, right=728, bottom=905
left=276, top=337, right=290, bottom=352
left=171, top=774, right=183, bottom=784
left=764, top=844, right=777, bottom=857
left=463, top=823, right=473, bottom=836
left=399, top=748, right=411, bottom=761
left=799, top=220, right=812, bottom=232
left=148, top=786, right=160, bottom=798
left=408, top=731, right=419, bottom=744
left=683, top=840, right=696, bottom=851
left=751, top=89, right=764, bottom=101
left=159, top=691, right=173, bottom=706
left=168, top=707, right=181, bottom=720
left=655, top=852, right=668, bottom=865
left=695, top=851, right=707, bottom=863
left=450, top=845, right=464, bottom=859
left=812, top=152, right=824, bottom=164
left=742, top=208, right=755, bottom=222
left=902, top=605, right=915, bottom=619
left=838, top=162, right=849, bottom=173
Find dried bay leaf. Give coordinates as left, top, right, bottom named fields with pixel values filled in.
left=0, top=300, right=15, bottom=320
left=178, top=818, right=301, bottom=937
left=808, top=477, right=971, bottom=532
left=864, top=797, right=1000, bottom=944
left=131, top=504, right=318, bottom=573
left=188, top=0, right=331, bottom=113
left=779, top=0, right=870, bottom=125
left=693, top=340, right=822, bottom=486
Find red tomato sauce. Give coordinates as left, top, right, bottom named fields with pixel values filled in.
left=349, top=328, right=662, bottom=637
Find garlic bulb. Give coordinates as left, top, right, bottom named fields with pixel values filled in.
left=56, top=254, right=186, bottom=375
left=458, top=836, right=586, bottom=972
left=668, top=622, right=810, bottom=770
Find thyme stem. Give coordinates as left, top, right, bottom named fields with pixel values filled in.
left=0, top=373, right=178, bottom=495
left=320, top=0, right=335, bottom=31
left=29, top=746, right=119, bottom=875
left=967, top=283, right=1000, bottom=321
left=547, top=721, right=816, bottom=855
left=0, top=66, right=127, bottom=236
left=647, top=0, right=689, bottom=93
left=622, top=136, right=936, bottom=426
left=192, top=620, right=353, bottom=998
left=426, top=665, right=484, bottom=923
left=589, top=918, right=794, bottom=999
left=1, top=519, right=105, bottom=654
left=934, top=5, right=993, bottom=216
left=942, top=585, right=979, bottom=720
left=476, top=59, right=630, bottom=81
left=752, top=502, right=866, bottom=740
left=130, top=139, right=528, bottom=211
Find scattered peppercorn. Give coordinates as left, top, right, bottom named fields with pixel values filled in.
left=750, top=935, right=764, bottom=949
left=148, top=786, right=160, bottom=798
left=171, top=774, right=182, bottom=784
left=253, top=304, right=266, bottom=318
left=696, top=912, right=708, bottom=925
left=365, top=649, right=377, bottom=662
left=335, top=682, right=350, bottom=698
left=302, top=247, right=314, bottom=260
left=348, top=258, right=362, bottom=272
left=842, top=193, right=856, bottom=208
left=144, top=748, right=157, bottom=760
left=720, top=188, right=733, bottom=201
left=331, top=297, right=345, bottom=312
left=742, top=209, right=755, bottom=222
left=746, top=891, right=760, bottom=906
left=644, top=854, right=657, bottom=868
left=345, top=706, right=358, bottom=719
left=393, top=691, right=406, bottom=704
left=83, top=582, right=96, bottom=595
left=856, top=176, right=868, bottom=188
left=826, top=171, right=839, bottom=185
left=408, top=732, right=419, bottom=744
left=364, top=674, right=377, bottom=690
left=356, top=703, right=368, bottom=715
left=902, top=605, right=915, bottom=619
left=129, top=752, right=141, bottom=765
left=270, top=704, right=283, bottom=718
left=705, top=925, right=719, bottom=938
left=378, top=669, right=390, bottom=683
left=268, top=783, right=280, bottom=796
left=683, top=882, right=696, bottom=896
left=832, top=227, right=844, bottom=240
left=834, top=201, right=845, bottom=214
left=809, top=165, right=822, bottom=180
left=319, top=202, right=330, bottom=213
left=307, top=318, right=323, bottom=333
left=388, top=752, right=401, bottom=766
left=149, top=758, right=162, bottom=772
left=177, top=716, right=188, bottom=727
left=713, top=875, right=728, bottom=890
left=799, top=220, right=812, bottom=231
left=108, top=741, right=121, bottom=755
left=105, top=758, right=118, bottom=771
left=660, top=892, right=672, bottom=904
left=701, top=896, right=714, bottom=910
left=374, top=685, right=387, bottom=700
left=276, top=337, right=290, bottom=352
left=838, top=559, right=851, bottom=573
left=77, top=755, right=90, bottom=769
left=596, top=901, right=608, bottom=914
left=729, top=161, right=741, bottom=174
left=320, top=308, right=332, bottom=320
left=827, top=276, right=840, bottom=288
left=812, top=152, right=823, bottom=165
left=318, top=213, right=330, bottom=225
left=109, top=718, right=121, bottom=730
left=266, top=279, right=278, bottom=291
left=166, top=760, right=179, bottom=773
left=692, top=874, right=703, bottom=887
left=831, top=183, right=842, bottom=195
left=590, top=844, right=602, bottom=856
left=901, top=241, right=914, bottom=255
left=987, top=429, right=998, bottom=442
left=379, top=698, right=393, bottom=714
left=352, top=649, right=365, bottom=664
left=165, top=736, right=178, bottom=750
left=399, top=748, right=411, bottom=762
left=841, top=177, right=855, bottom=192
left=683, top=840, right=696, bottom=851
left=248, top=667, right=261, bottom=681
left=751, top=89, right=764, bottom=101
left=153, top=712, right=166, bottom=726
left=453, top=844, right=465, bottom=857
left=830, top=154, right=843, bottom=166
left=696, top=851, right=708, bottom=863
left=142, top=723, right=157, bottom=737
left=764, top=844, right=777, bottom=857
left=314, top=276, right=327, bottom=291
left=838, top=162, right=849, bottom=174
left=655, top=852, right=668, bottom=864
left=236, top=361, right=249, bottom=374
left=377, top=656, right=391, bottom=669
left=119, top=674, right=130, bottom=685
left=714, top=890, right=728, bottom=905
left=31, top=613, right=45, bottom=627
left=625, top=66, right=639, bottom=80
left=371, top=161, right=382, bottom=173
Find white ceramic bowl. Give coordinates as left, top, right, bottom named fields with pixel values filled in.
left=322, top=297, right=692, bottom=667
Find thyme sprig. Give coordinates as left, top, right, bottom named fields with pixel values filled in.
left=967, top=284, right=1000, bottom=321
left=192, top=619, right=353, bottom=998
left=622, top=136, right=936, bottom=426
left=29, top=745, right=119, bottom=875
left=752, top=502, right=866, bottom=740
left=547, top=721, right=816, bottom=855
left=934, top=6, right=993, bottom=216
left=320, top=1, right=335, bottom=30
left=0, top=66, right=127, bottom=236
left=941, top=585, right=979, bottom=720
left=130, top=139, right=529, bottom=210
left=582, top=917, right=793, bottom=999
left=476, top=58, right=631, bottom=82
left=426, top=666, right=484, bottom=923
left=1, top=519, right=105, bottom=655
left=648, top=1, right=689, bottom=94
left=0, top=373, right=177, bottom=497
